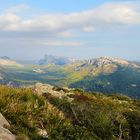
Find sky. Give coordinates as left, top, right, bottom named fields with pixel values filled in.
left=0, top=0, right=140, bottom=60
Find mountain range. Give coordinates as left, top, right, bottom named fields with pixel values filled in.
left=0, top=55, right=140, bottom=98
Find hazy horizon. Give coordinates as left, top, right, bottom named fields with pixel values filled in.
left=1, top=54, right=140, bottom=62
left=0, top=0, right=140, bottom=61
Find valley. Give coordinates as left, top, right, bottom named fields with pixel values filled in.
left=1, top=1, right=140, bottom=139
left=0, top=56, right=140, bottom=99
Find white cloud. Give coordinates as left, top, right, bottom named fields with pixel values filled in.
left=0, top=2, right=140, bottom=34
left=0, top=2, right=140, bottom=43
left=93, top=3, right=140, bottom=25
left=57, top=31, right=76, bottom=38
left=0, top=13, right=21, bottom=30
left=41, top=40, right=82, bottom=47
left=83, top=26, right=96, bottom=32
left=4, top=4, right=30, bottom=14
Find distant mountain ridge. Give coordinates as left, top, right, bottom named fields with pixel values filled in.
left=69, top=57, right=140, bottom=98
left=0, top=55, right=140, bottom=98
left=0, top=56, right=10, bottom=60
left=38, top=54, right=72, bottom=65
left=0, top=56, right=23, bottom=67
left=75, top=57, right=139, bottom=67
left=85, top=57, right=129, bottom=66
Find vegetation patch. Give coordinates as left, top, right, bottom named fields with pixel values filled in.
left=0, top=85, right=140, bottom=140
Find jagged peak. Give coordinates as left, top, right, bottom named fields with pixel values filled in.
left=0, top=56, right=10, bottom=60
left=85, top=56, right=129, bottom=66
left=39, top=54, right=71, bottom=65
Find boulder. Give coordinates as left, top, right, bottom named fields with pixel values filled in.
left=34, top=83, right=74, bottom=100
left=0, top=126, right=15, bottom=140
left=0, top=113, right=10, bottom=128
left=36, top=128, right=48, bottom=139
left=0, top=113, right=15, bottom=140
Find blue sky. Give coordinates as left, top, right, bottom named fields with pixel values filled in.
left=0, top=0, right=140, bottom=60
left=0, top=0, right=121, bottom=12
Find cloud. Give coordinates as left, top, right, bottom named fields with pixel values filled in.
left=83, top=26, right=96, bottom=32
left=93, top=3, right=140, bottom=25
left=0, top=1, right=140, bottom=48
left=0, top=13, right=21, bottom=31
left=57, top=31, right=76, bottom=38
left=0, top=2, right=140, bottom=34
left=41, top=40, right=82, bottom=47
left=4, top=4, right=30, bottom=14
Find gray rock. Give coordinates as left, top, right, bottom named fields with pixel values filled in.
left=0, top=126, right=15, bottom=140
left=0, top=113, right=16, bottom=140
left=0, top=113, right=10, bottom=128
left=34, top=83, right=74, bottom=101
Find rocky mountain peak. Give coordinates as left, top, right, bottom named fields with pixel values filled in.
left=85, top=57, right=129, bottom=67
left=38, top=54, right=71, bottom=65
left=0, top=56, right=10, bottom=60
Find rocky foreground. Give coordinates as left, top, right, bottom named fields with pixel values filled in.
left=0, top=83, right=140, bottom=140
left=0, top=82, right=75, bottom=140
left=0, top=113, right=15, bottom=140
left=34, top=82, right=75, bottom=101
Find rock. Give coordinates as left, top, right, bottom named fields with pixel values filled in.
left=36, top=128, right=48, bottom=139
left=34, top=83, right=54, bottom=96
left=34, top=83, right=74, bottom=101
left=0, top=113, right=16, bottom=140
left=0, top=113, right=10, bottom=128
left=0, top=126, right=15, bottom=140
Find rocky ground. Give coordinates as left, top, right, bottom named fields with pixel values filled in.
left=0, top=113, right=15, bottom=140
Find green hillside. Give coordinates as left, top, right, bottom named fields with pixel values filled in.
left=0, top=85, right=140, bottom=140
left=70, top=66, right=140, bottom=99
left=0, top=57, right=140, bottom=98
